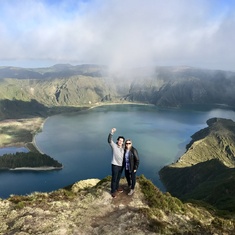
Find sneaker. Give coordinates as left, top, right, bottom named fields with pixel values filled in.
left=128, top=189, right=134, bottom=196
left=117, top=188, right=123, bottom=193
left=111, top=192, right=117, bottom=198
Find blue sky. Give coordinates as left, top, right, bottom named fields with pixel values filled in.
left=0, top=0, right=235, bottom=71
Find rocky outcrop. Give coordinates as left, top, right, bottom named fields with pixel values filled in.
left=1, top=176, right=235, bottom=235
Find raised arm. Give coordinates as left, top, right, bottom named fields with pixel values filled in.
left=108, top=128, right=116, bottom=144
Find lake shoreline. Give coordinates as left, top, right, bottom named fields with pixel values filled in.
left=0, top=102, right=150, bottom=153
left=0, top=117, right=45, bottom=150
left=31, top=116, right=50, bottom=154
left=1, top=102, right=231, bottom=154
left=9, top=166, right=63, bottom=171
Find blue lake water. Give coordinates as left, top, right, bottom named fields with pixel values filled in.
left=0, top=104, right=234, bottom=199
left=0, top=147, right=28, bottom=155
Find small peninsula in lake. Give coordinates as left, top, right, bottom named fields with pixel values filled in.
left=0, top=152, right=62, bottom=170
left=0, top=117, right=63, bottom=170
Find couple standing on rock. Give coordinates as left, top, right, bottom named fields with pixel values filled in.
left=108, top=128, right=140, bottom=198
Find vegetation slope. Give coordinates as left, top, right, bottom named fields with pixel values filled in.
left=160, top=118, right=235, bottom=212
left=0, top=65, right=235, bottom=115
left=0, top=175, right=235, bottom=234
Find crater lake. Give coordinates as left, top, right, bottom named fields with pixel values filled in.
left=0, top=104, right=234, bottom=198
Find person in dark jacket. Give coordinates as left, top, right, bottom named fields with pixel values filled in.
left=123, top=139, right=139, bottom=195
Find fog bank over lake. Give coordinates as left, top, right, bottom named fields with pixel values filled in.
left=0, top=104, right=234, bottom=198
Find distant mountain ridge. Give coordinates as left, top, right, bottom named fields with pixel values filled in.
left=125, top=66, right=235, bottom=107
left=0, top=64, right=235, bottom=120
left=0, top=64, right=107, bottom=79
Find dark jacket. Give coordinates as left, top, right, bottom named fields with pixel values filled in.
left=123, top=147, right=139, bottom=172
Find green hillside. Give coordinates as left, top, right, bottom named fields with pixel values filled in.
left=0, top=65, right=235, bottom=112
left=160, top=118, right=235, bottom=212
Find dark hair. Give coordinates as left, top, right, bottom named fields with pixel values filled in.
left=117, top=136, right=125, bottom=141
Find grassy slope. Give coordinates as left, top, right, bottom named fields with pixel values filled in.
left=160, top=118, right=235, bottom=212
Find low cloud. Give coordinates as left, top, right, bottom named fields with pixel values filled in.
left=0, top=0, right=235, bottom=71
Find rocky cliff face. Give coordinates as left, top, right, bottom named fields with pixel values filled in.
left=0, top=65, right=235, bottom=110
left=0, top=76, right=115, bottom=106
left=1, top=176, right=235, bottom=235
left=124, top=66, right=235, bottom=107
left=159, top=118, right=235, bottom=211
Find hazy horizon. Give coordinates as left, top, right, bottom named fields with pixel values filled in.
left=0, top=63, right=234, bottom=74
left=0, top=0, right=235, bottom=71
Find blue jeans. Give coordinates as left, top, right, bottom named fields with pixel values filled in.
left=111, top=164, right=123, bottom=193
left=125, top=170, right=136, bottom=190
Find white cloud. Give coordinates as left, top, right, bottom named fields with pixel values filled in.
left=0, top=0, right=235, bottom=71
